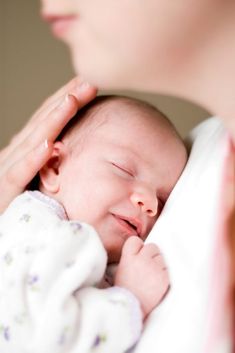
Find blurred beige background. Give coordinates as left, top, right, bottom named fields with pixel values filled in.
left=1, top=1, right=211, bottom=149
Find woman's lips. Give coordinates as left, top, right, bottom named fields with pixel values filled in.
left=42, top=14, right=77, bottom=38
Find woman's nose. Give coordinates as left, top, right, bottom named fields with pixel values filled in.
left=130, top=187, right=158, bottom=217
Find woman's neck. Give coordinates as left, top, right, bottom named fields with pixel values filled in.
left=184, top=15, right=235, bottom=140
left=152, top=4, right=235, bottom=141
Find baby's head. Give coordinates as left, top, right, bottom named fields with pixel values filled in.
left=39, top=96, right=187, bottom=262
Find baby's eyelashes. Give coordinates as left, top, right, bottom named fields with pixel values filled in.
left=111, top=162, right=135, bottom=178
left=110, top=160, right=167, bottom=217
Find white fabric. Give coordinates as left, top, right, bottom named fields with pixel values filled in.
left=134, top=117, right=232, bottom=353
left=0, top=191, right=142, bottom=353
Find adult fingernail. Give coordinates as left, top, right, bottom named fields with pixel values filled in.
left=44, top=139, right=49, bottom=149
left=76, top=81, right=91, bottom=94
left=58, top=94, right=70, bottom=108
left=36, top=139, right=49, bottom=155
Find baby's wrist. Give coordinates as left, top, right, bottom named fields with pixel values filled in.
left=114, top=278, right=147, bottom=317
left=106, top=286, right=143, bottom=339
left=111, top=286, right=144, bottom=318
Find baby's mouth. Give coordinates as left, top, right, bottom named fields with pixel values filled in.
left=124, top=219, right=138, bottom=232
left=111, top=214, right=142, bottom=238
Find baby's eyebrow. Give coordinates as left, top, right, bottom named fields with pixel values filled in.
left=109, top=145, right=138, bottom=161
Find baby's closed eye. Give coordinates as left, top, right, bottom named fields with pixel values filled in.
left=111, top=162, right=135, bottom=178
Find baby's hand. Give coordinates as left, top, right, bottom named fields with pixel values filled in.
left=114, top=236, right=170, bottom=319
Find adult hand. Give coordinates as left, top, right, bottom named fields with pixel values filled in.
left=0, top=77, right=97, bottom=213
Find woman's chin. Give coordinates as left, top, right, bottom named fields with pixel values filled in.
left=71, top=49, right=129, bottom=89
left=73, top=60, right=129, bottom=90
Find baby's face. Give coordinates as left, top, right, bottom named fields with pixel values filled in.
left=57, top=102, right=187, bottom=263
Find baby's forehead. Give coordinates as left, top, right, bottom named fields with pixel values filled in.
left=88, top=97, right=163, bottom=127
left=88, top=101, right=180, bottom=149
left=63, top=96, right=182, bottom=154
left=96, top=97, right=156, bottom=114
left=70, top=98, right=148, bottom=137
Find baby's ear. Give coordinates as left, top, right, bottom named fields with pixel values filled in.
left=39, top=141, right=67, bottom=194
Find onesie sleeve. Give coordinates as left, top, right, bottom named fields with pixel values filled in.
left=0, top=193, right=142, bottom=353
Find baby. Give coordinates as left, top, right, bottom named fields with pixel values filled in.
left=0, top=96, right=187, bottom=353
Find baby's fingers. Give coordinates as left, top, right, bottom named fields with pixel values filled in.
left=0, top=141, right=53, bottom=213
left=142, top=243, right=168, bottom=269
left=141, top=243, right=161, bottom=258
left=122, top=236, right=144, bottom=256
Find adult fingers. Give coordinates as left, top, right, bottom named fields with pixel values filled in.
left=30, top=77, right=83, bottom=122
left=25, top=94, right=79, bottom=149
left=4, top=78, right=79, bottom=150
left=1, top=94, right=79, bottom=172
left=0, top=140, right=53, bottom=213
left=31, top=78, right=96, bottom=125
left=0, top=79, right=97, bottom=214
left=10, top=79, right=97, bottom=152
left=0, top=95, right=77, bottom=212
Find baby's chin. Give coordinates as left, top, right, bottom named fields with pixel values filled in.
left=107, top=251, right=122, bottom=265
left=106, top=242, right=123, bottom=264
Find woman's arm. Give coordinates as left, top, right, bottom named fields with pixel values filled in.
left=0, top=77, right=97, bottom=213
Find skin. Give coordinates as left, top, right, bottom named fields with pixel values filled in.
left=1, top=0, right=234, bottom=211
left=39, top=99, right=187, bottom=263
left=40, top=0, right=235, bottom=139
left=0, top=78, right=97, bottom=213
left=39, top=0, right=235, bottom=332
left=39, top=98, right=187, bottom=317
left=0, top=0, right=233, bottom=330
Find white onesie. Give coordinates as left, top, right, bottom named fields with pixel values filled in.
left=0, top=191, right=142, bottom=353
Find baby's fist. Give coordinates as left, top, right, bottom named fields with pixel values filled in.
left=115, top=236, right=169, bottom=318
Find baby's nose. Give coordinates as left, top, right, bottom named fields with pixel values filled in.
left=130, top=187, right=158, bottom=217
